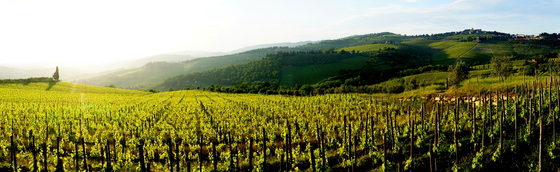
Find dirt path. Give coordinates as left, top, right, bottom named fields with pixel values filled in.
left=454, top=42, right=479, bottom=64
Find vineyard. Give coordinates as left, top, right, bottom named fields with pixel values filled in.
left=1, top=81, right=560, bottom=171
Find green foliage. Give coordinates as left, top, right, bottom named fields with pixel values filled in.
left=279, top=50, right=362, bottom=66
left=490, top=56, right=514, bottom=81
left=366, top=71, right=448, bottom=94
left=382, top=78, right=405, bottom=93
left=298, top=84, right=314, bottom=96
left=448, top=61, right=470, bottom=86
left=397, top=64, right=449, bottom=76
left=281, top=56, right=369, bottom=86
left=524, top=61, right=538, bottom=76
left=471, top=150, right=484, bottom=170
left=0, top=77, right=55, bottom=84
left=370, top=44, right=432, bottom=69
left=522, top=56, right=559, bottom=76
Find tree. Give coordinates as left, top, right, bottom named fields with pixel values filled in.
left=448, top=61, right=470, bottom=86
left=491, top=56, right=513, bottom=82
left=298, top=85, right=314, bottom=96
left=52, top=66, right=60, bottom=81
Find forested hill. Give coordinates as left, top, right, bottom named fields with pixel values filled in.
left=155, top=50, right=372, bottom=90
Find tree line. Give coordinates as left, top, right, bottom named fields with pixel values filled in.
left=204, top=50, right=559, bottom=96
left=0, top=67, right=60, bottom=84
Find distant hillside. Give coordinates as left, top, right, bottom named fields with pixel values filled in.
left=229, top=41, right=314, bottom=54
left=77, top=47, right=292, bottom=89
left=80, top=32, right=405, bottom=89
left=169, top=50, right=227, bottom=57
left=171, top=41, right=313, bottom=57
left=72, top=62, right=186, bottom=88
left=129, top=54, right=197, bottom=65
left=82, top=54, right=197, bottom=73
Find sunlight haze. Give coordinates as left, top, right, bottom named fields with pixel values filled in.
left=2, top=1, right=560, bottom=170
left=0, top=0, right=558, bottom=65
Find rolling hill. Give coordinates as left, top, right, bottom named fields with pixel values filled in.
left=337, top=43, right=395, bottom=52
left=78, top=32, right=410, bottom=89
left=153, top=30, right=560, bottom=93
left=75, top=47, right=292, bottom=89
left=74, top=30, right=560, bottom=93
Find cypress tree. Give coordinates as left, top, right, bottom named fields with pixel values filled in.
left=53, top=66, right=60, bottom=81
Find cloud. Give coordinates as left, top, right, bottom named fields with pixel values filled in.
left=444, top=0, right=504, bottom=10
left=324, top=0, right=515, bottom=35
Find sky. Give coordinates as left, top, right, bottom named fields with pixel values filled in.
left=0, top=0, right=559, bottom=65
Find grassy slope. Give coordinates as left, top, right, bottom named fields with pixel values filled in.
left=379, top=59, right=546, bottom=98
left=429, top=40, right=506, bottom=65
left=336, top=44, right=394, bottom=52
left=0, top=82, right=147, bottom=97
left=371, top=71, right=448, bottom=92
left=402, top=37, right=436, bottom=46
left=476, top=40, right=516, bottom=57
left=430, top=41, right=472, bottom=64
left=405, top=71, right=449, bottom=85
left=295, top=32, right=408, bottom=51
left=367, top=46, right=535, bottom=97
left=366, top=70, right=543, bottom=98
